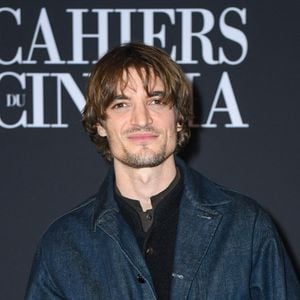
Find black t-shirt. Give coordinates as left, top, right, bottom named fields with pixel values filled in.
left=115, top=171, right=183, bottom=300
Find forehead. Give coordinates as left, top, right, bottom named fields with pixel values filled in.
left=116, top=67, right=165, bottom=94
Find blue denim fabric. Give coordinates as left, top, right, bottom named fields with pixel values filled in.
left=26, top=158, right=300, bottom=299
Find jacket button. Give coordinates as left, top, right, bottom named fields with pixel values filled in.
left=146, top=213, right=152, bottom=221
left=137, top=274, right=146, bottom=283
left=145, top=247, right=154, bottom=256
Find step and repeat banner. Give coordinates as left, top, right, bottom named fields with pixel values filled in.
left=1, top=1, right=299, bottom=298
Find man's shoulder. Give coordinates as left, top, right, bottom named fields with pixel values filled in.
left=180, top=161, right=271, bottom=224
left=39, top=194, right=98, bottom=246
left=213, top=181, right=262, bottom=212
left=186, top=167, right=278, bottom=236
left=179, top=160, right=261, bottom=211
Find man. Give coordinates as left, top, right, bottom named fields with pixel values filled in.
left=26, top=42, right=299, bottom=299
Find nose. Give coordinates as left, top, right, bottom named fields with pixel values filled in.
left=130, top=102, right=153, bottom=127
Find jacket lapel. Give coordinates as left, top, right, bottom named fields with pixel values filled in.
left=170, top=195, right=223, bottom=298
left=97, top=210, right=152, bottom=279
left=171, top=159, right=230, bottom=298
left=93, top=170, right=153, bottom=287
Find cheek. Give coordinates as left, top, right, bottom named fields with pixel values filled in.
left=105, top=126, right=124, bottom=146
left=166, top=122, right=179, bottom=139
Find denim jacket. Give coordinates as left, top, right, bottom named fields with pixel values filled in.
left=26, top=158, right=300, bottom=299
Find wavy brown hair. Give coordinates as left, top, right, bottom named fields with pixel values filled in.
left=82, top=42, right=193, bottom=160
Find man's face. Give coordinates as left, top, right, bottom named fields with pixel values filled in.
left=97, top=68, right=182, bottom=168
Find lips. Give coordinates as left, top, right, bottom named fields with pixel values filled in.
left=127, top=132, right=159, bottom=142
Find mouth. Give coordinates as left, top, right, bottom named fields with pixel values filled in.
left=127, top=132, right=159, bottom=143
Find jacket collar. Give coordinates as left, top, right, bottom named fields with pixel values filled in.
left=175, top=156, right=232, bottom=208
left=92, top=167, right=119, bottom=231
left=92, top=157, right=233, bottom=296
left=92, top=156, right=232, bottom=230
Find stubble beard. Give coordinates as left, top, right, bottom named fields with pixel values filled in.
left=115, top=144, right=172, bottom=168
left=110, top=125, right=177, bottom=168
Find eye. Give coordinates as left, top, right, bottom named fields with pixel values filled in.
left=148, top=91, right=166, bottom=106
left=110, top=102, right=128, bottom=110
left=149, top=98, right=164, bottom=105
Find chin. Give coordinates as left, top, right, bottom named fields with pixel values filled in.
left=124, top=148, right=176, bottom=168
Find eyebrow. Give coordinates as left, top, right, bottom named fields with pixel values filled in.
left=113, top=90, right=165, bottom=100
left=113, top=94, right=129, bottom=100
left=149, top=90, right=164, bottom=96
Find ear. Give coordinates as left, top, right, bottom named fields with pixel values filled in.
left=96, top=123, right=107, bottom=137
left=176, top=122, right=183, bottom=132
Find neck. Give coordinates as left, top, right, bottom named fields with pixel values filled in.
left=114, top=156, right=177, bottom=211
